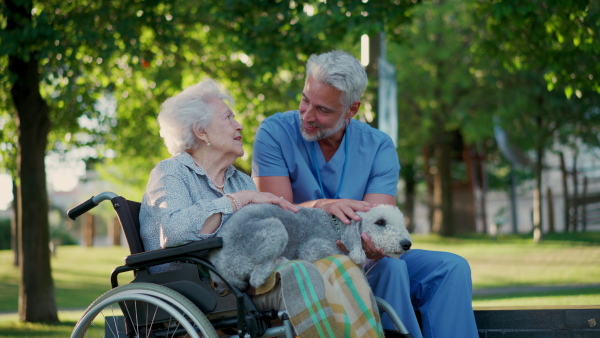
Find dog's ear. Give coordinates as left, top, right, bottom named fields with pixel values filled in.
left=341, top=218, right=366, bottom=265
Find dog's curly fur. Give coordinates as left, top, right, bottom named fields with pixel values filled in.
left=208, top=204, right=412, bottom=291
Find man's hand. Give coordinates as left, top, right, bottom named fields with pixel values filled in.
left=336, top=233, right=385, bottom=260
left=311, top=198, right=375, bottom=224
left=361, top=233, right=386, bottom=260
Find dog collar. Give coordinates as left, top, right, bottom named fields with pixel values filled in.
left=331, top=215, right=341, bottom=234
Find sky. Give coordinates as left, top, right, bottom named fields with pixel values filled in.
left=0, top=174, right=11, bottom=210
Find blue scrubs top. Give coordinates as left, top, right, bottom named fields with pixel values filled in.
left=252, top=111, right=400, bottom=203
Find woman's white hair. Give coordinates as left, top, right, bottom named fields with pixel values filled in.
left=306, top=50, right=368, bottom=109
left=157, top=79, right=233, bottom=155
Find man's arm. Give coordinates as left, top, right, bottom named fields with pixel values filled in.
left=364, top=193, right=396, bottom=206
left=255, top=176, right=393, bottom=224
left=253, top=176, right=294, bottom=202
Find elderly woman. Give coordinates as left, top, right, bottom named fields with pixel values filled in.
left=139, top=79, right=384, bottom=337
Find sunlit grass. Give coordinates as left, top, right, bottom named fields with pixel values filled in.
left=412, top=232, right=600, bottom=289
left=0, top=233, right=598, bottom=335
left=0, top=311, right=79, bottom=337
left=0, top=246, right=132, bottom=313
left=410, top=232, right=600, bottom=308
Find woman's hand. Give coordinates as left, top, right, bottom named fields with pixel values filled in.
left=233, top=190, right=300, bottom=212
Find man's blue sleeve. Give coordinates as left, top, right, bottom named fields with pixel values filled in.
left=252, top=120, right=290, bottom=177
left=365, top=136, right=401, bottom=196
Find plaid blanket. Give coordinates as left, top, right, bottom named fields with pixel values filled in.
left=257, top=255, right=383, bottom=338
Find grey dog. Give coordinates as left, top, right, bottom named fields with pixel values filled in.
left=207, top=203, right=412, bottom=291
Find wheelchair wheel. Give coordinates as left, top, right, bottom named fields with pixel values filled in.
left=72, top=282, right=218, bottom=338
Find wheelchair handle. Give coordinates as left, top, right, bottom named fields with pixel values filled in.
left=68, top=192, right=119, bottom=220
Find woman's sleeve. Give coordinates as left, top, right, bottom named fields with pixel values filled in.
left=144, top=166, right=233, bottom=248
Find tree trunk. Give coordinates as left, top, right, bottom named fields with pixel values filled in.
left=571, top=157, right=579, bottom=232
left=7, top=0, right=58, bottom=323
left=401, top=163, right=416, bottom=232
left=532, top=144, right=544, bottom=244
left=432, top=130, right=454, bottom=236
left=84, top=213, right=95, bottom=247
left=423, top=146, right=435, bottom=232
left=547, top=187, right=555, bottom=233
left=582, top=177, right=588, bottom=232
left=558, top=152, right=569, bottom=233
left=12, top=180, right=19, bottom=267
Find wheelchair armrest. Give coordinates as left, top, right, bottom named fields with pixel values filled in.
left=124, top=237, right=223, bottom=267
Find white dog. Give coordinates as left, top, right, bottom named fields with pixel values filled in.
left=208, top=204, right=412, bottom=291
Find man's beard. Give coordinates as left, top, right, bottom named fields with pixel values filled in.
left=300, top=114, right=346, bottom=142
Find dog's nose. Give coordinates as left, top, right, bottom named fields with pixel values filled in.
left=401, top=240, right=412, bottom=251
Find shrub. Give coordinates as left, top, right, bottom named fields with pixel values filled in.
left=51, top=225, right=78, bottom=246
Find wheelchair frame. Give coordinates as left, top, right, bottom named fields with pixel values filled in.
left=68, top=192, right=412, bottom=338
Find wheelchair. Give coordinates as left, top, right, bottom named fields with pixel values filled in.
left=68, top=192, right=412, bottom=338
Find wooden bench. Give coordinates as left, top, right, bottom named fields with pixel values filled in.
left=474, top=306, right=600, bottom=337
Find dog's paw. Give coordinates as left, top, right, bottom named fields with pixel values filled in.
left=348, top=248, right=367, bottom=265
left=274, top=256, right=289, bottom=266
left=249, top=258, right=286, bottom=289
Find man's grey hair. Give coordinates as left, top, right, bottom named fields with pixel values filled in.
left=306, top=50, right=368, bottom=109
left=157, top=79, right=233, bottom=155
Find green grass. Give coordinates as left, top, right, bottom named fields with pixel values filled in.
left=0, top=312, right=79, bottom=337
left=413, top=232, right=600, bottom=289
left=0, top=246, right=132, bottom=313
left=0, top=233, right=599, bottom=336
left=410, top=232, right=600, bottom=308
left=0, top=246, right=132, bottom=337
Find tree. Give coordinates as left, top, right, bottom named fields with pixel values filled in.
left=1, top=0, right=418, bottom=322
left=388, top=0, right=496, bottom=235
left=101, top=0, right=420, bottom=193
left=476, top=0, right=600, bottom=95
left=3, top=0, right=57, bottom=322
left=1, top=0, right=197, bottom=322
left=475, top=0, right=600, bottom=242
left=492, top=70, right=600, bottom=241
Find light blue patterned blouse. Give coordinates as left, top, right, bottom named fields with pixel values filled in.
left=139, top=152, right=256, bottom=258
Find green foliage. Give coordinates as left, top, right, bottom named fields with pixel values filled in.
left=49, top=226, right=76, bottom=246
left=1, top=0, right=420, bottom=189
left=493, top=70, right=598, bottom=156
left=72, top=0, right=419, bottom=190
left=388, top=0, right=600, bottom=184
left=391, top=0, right=496, bottom=163
left=476, top=0, right=600, bottom=95
left=0, top=57, right=17, bottom=179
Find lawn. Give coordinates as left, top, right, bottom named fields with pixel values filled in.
left=0, top=232, right=599, bottom=336
left=410, top=232, right=600, bottom=308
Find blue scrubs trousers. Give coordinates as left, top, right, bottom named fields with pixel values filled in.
left=364, top=249, right=478, bottom=338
